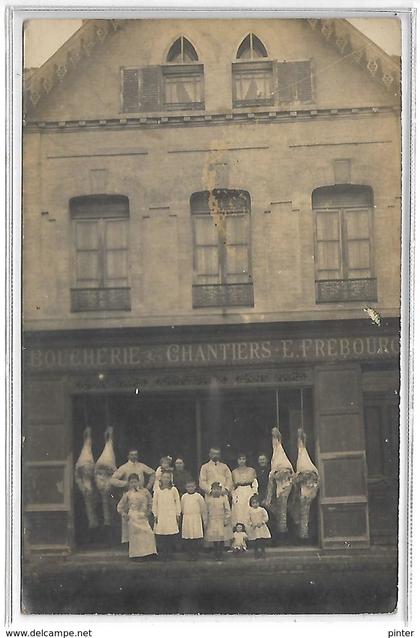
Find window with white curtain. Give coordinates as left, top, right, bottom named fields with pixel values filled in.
left=191, top=190, right=253, bottom=308
left=312, top=185, right=376, bottom=303
left=232, top=34, right=273, bottom=108
left=163, top=36, right=204, bottom=110
left=70, top=195, right=130, bottom=311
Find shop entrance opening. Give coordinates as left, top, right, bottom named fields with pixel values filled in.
left=72, top=387, right=317, bottom=549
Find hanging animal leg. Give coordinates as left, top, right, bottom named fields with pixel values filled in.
left=101, top=491, right=113, bottom=527
left=83, top=491, right=99, bottom=529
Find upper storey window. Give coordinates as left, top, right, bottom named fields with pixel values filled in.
left=232, top=34, right=273, bottom=107
left=191, top=189, right=254, bottom=308
left=163, top=37, right=204, bottom=110
left=70, top=195, right=131, bottom=312
left=121, top=36, right=204, bottom=112
left=313, top=185, right=376, bottom=303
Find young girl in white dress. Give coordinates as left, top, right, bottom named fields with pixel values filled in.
left=117, top=473, right=157, bottom=560
left=205, top=481, right=232, bottom=560
left=153, top=456, right=173, bottom=493
left=180, top=480, right=207, bottom=560
left=152, top=470, right=181, bottom=560
left=247, top=494, right=271, bottom=558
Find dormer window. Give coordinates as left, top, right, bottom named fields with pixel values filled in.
left=121, top=36, right=204, bottom=113
left=163, top=37, right=204, bottom=110
left=232, top=34, right=273, bottom=107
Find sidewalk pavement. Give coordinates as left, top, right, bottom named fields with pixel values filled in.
left=22, top=545, right=398, bottom=615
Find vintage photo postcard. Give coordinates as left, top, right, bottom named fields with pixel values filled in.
left=16, top=11, right=408, bottom=617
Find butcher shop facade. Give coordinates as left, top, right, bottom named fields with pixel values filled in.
left=23, top=318, right=400, bottom=555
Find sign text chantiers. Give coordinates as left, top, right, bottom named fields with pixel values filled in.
left=26, top=335, right=399, bottom=370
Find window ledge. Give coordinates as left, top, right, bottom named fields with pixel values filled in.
left=71, top=287, right=131, bottom=312
left=316, top=278, right=377, bottom=303
left=192, top=283, right=254, bottom=308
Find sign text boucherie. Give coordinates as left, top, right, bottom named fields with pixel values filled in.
left=26, top=335, right=399, bottom=370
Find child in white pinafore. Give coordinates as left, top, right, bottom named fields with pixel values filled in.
left=152, top=471, right=181, bottom=560
left=153, top=456, right=173, bottom=493
left=180, top=480, right=207, bottom=560
left=205, top=481, right=232, bottom=560
left=247, top=494, right=271, bottom=558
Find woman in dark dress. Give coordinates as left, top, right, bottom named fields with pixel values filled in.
left=173, top=457, right=193, bottom=495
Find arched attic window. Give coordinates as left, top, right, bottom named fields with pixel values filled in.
left=163, top=36, right=204, bottom=110
left=312, top=184, right=376, bottom=303
left=167, top=36, right=199, bottom=63
left=232, top=34, right=273, bottom=107
left=236, top=33, right=268, bottom=60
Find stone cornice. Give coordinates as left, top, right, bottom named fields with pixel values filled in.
left=24, top=105, right=400, bottom=133
left=307, top=19, right=401, bottom=98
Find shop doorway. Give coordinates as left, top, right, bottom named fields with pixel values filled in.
left=72, top=387, right=317, bottom=548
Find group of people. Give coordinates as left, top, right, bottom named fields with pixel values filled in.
left=110, top=447, right=272, bottom=561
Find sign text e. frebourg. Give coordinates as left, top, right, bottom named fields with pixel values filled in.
left=26, top=335, right=400, bottom=371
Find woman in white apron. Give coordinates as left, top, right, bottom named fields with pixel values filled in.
left=231, top=454, right=258, bottom=534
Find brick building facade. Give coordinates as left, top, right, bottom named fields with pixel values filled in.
left=23, top=18, right=401, bottom=554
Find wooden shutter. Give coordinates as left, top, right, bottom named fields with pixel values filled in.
left=75, top=219, right=100, bottom=288
left=342, top=208, right=372, bottom=279
left=122, top=68, right=140, bottom=112
left=104, top=218, right=128, bottom=287
left=193, top=215, right=220, bottom=284
left=276, top=62, right=294, bottom=102
left=315, top=210, right=342, bottom=280
left=294, top=61, right=312, bottom=101
left=225, top=214, right=250, bottom=283
left=314, top=365, right=370, bottom=548
left=23, top=378, right=73, bottom=553
left=276, top=61, right=312, bottom=103
left=139, top=66, right=163, bottom=112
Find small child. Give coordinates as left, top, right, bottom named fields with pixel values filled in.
left=117, top=473, right=157, bottom=561
left=153, top=455, right=174, bottom=493
left=180, top=480, right=207, bottom=560
left=152, top=470, right=181, bottom=561
left=205, top=481, right=232, bottom=560
left=248, top=494, right=271, bottom=558
left=230, top=522, right=248, bottom=553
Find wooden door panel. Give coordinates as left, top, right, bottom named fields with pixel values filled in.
left=23, top=378, right=72, bottom=552
left=315, top=365, right=369, bottom=548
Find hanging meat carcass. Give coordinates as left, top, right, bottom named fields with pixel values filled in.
left=266, top=427, right=294, bottom=534
left=290, top=428, right=320, bottom=540
left=95, top=427, right=117, bottom=527
left=75, top=427, right=99, bottom=530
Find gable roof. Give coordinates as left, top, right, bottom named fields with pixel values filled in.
left=307, top=19, right=400, bottom=96
left=24, top=18, right=400, bottom=116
